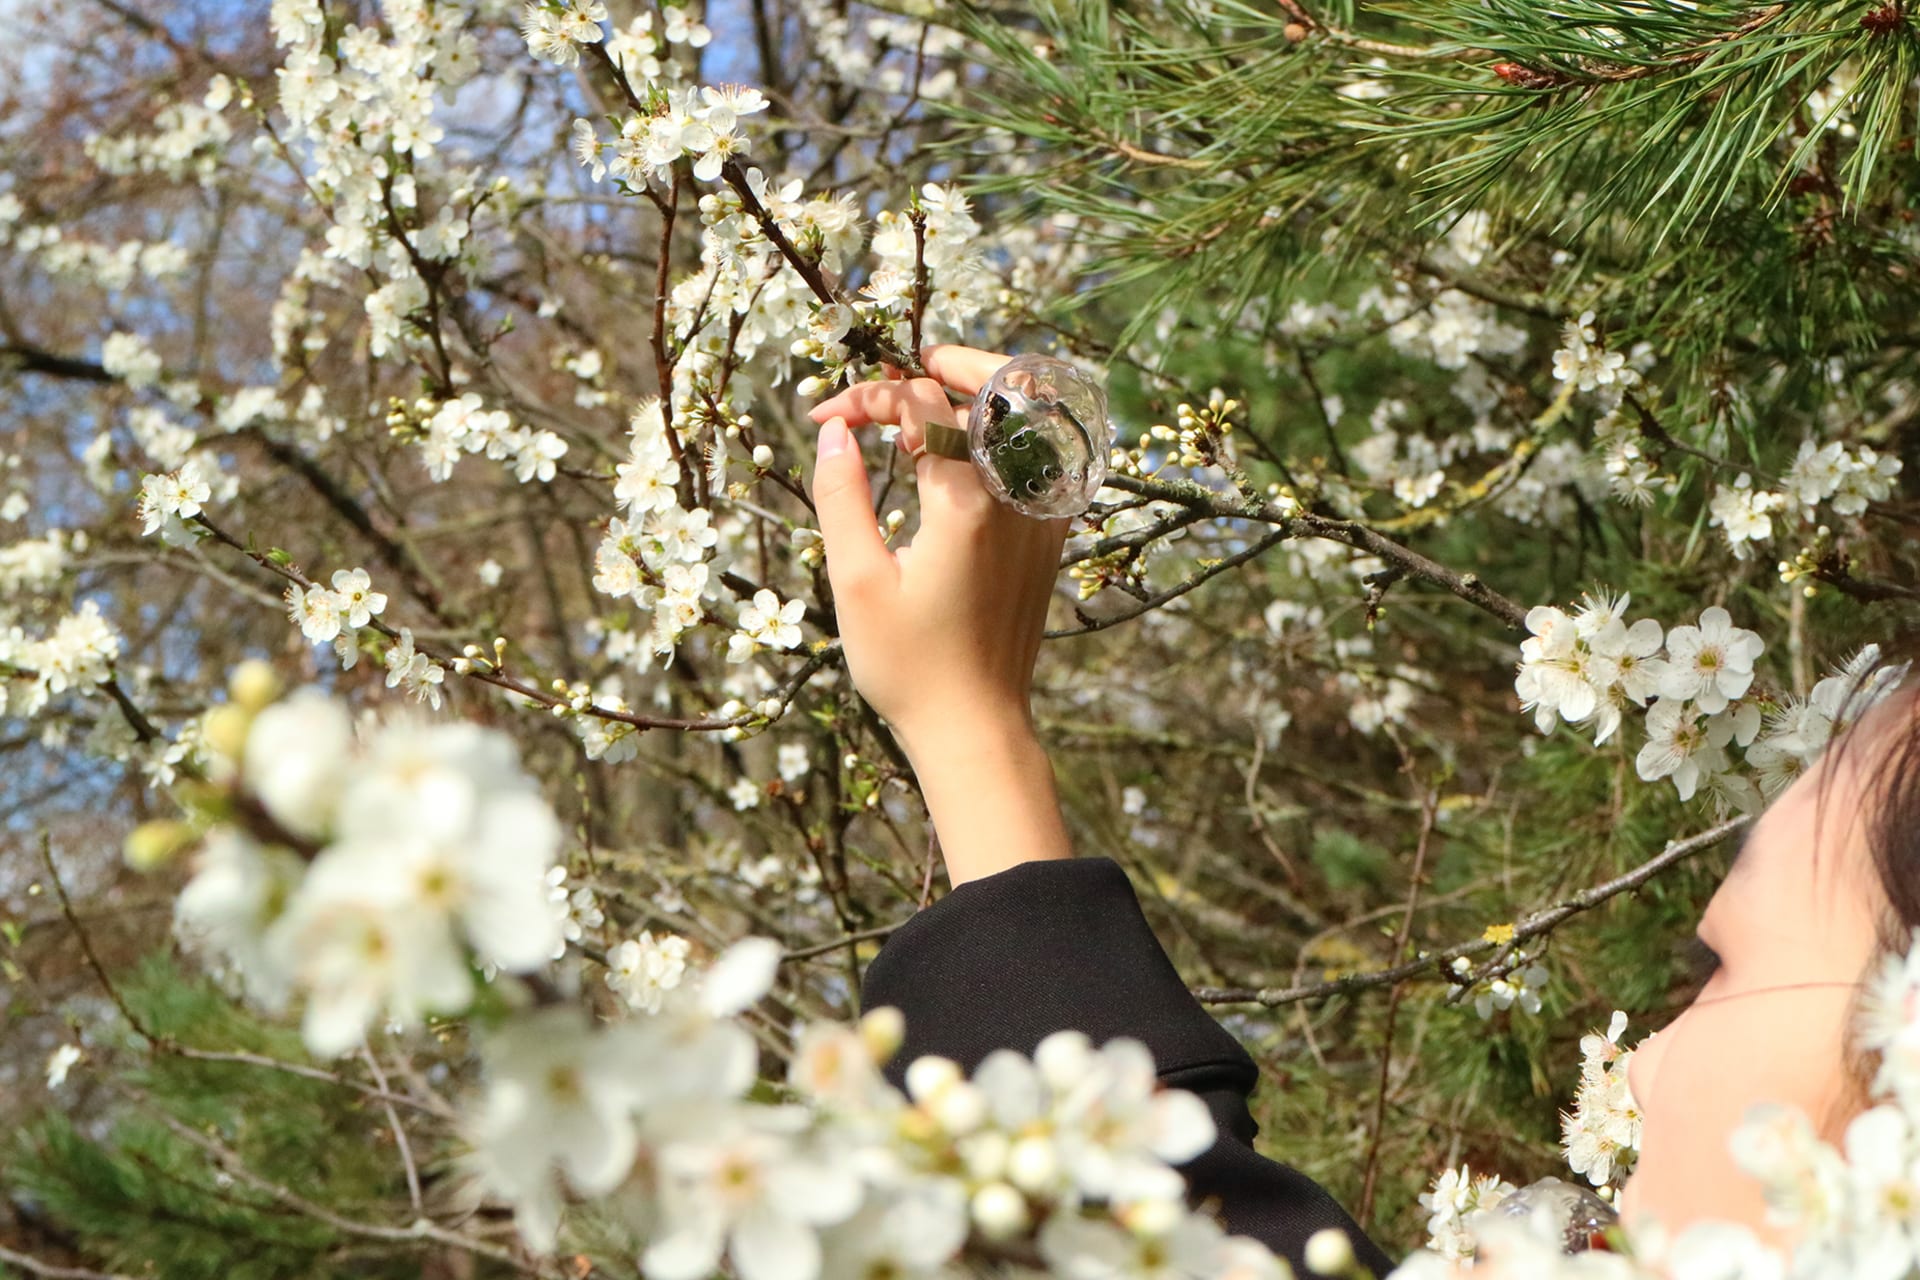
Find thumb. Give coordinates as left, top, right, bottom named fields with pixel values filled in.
left=809, top=416, right=894, bottom=595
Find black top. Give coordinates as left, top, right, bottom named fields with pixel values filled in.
left=860, top=856, right=1396, bottom=1279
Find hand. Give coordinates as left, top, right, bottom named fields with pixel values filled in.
left=806, top=345, right=1071, bottom=757
left=806, top=345, right=1078, bottom=885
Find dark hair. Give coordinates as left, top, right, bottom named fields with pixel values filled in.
left=1829, top=636, right=1920, bottom=948
left=1864, top=677, right=1920, bottom=949
left=1821, top=631, right=1920, bottom=1106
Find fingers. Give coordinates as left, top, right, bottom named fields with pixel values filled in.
left=808, top=378, right=961, bottom=456
left=808, top=417, right=894, bottom=596
left=808, top=345, right=1013, bottom=423
left=921, top=345, right=1011, bottom=397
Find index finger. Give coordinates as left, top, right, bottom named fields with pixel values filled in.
left=808, top=378, right=961, bottom=435
left=920, top=345, right=1011, bottom=398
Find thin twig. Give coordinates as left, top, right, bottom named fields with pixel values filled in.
left=164, top=1045, right=454, bottom=1117
left=99, top=677, right=160, bottom=743
left=781, top=921, right=905, bottom=962
left=1087, top=477, right=1532, bottom=630
left=143, top=1103, right=544, bottom=1275
left=909, top=205, right=930, bottom=358
left=0, top=1243, right=135, bottom=1280
left=362, top=1046, right=424, bottom=1214
left=1357, top=783, right=1439, bottom=1227
left=1193, top=817, right=1746, bottom=1005
left=38, top=834, right=156, bottom=1046
left=1049, top=527, right=1293, bottom=637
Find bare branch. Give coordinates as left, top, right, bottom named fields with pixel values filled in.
left=1193, top=817, right=1746, bottom=1006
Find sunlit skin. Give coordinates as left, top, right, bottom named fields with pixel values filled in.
left=1620, top=692, right=1912, bottom=1243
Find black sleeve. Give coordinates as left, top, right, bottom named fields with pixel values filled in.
left=859, top=856, right=1396, bottom=1279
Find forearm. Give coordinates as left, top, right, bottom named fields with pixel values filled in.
left=900, top=709, right=1074, bottom=886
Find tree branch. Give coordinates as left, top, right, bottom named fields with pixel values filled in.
left=1192, top=816, right=1745, bottom=1006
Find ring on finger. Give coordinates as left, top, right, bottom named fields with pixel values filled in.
left=920, top=421, right=970, bottom=460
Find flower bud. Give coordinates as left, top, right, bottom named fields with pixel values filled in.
left=227, top=659, right=280, bottom=712
left=752, top=445, right=774, bottom=468
left=1006, top=1134, right=1059, bottom=1193
left=1304, top=1227, right=1355, bottom=1276
left=905, top=1055, right=961, bottom=1103
left=1118, top=1196, right=1182, bottom=1237
left=961, top=1129, right=1010, bottom=1181
left=124, top=819, right=196, bottom=871
left=931, top=1081, right=987, bottom=1135
left=970, top=1182, right=1030, bottom=1240
left=203, top=704, right=252, bottom=761
left=859, top=1006, right=905, bottom=1064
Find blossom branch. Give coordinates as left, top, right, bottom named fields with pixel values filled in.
left=1092, top=475, right=1531, bottom=629
left=187, top=511, right=830, bottom=732
left=718, top=159, right=920, bottom=373
left=1048, top=526, right=1294, bottom=638
left=908, top=203, right=929, bottom=357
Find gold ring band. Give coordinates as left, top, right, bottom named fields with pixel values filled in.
left=921, top=421, right=970, bottom=460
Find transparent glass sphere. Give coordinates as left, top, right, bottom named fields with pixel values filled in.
left=1487, top=1177, right=1620, bottom=1253
left=965, top=354, right=1112, bottom=518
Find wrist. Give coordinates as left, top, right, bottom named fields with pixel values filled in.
left=895, top=699, right=1036, bottom=765
left=899, top=708, right=1072, bottom=887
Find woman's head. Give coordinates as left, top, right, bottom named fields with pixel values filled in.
left=1619, top=648, right=1920, bottom=1240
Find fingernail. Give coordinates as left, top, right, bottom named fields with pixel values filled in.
left=818, top=417, right=851, bottom=458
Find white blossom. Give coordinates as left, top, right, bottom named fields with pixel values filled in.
left=729, top=589, right=805, bottom=663
left=1421, top=1164, right=1517, bottom=1261
left=384, top=627, right=445, bottom=710
left=1551, top=309, right=1638, bottom=392
left=1709, top=474, right=1786, bottom=558
left=607, top=931, right=693, bottom=1014
left=45, top=1043, right=83, bottom=1090
left=285, top=583, right=344, bottom=644
left=102, top=331, right=164, bottom=387
left=1562, top=1011, right=1642, bottom=1187
left=329, top=567, right=387, bottom=628
left=1659, top=606, right=1764, bottom=714
left=476, top=1005, right=653, bottom=1250
left=519, top=0, right=608, bottom=68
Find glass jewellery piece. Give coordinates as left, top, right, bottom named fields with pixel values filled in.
left=948, top=354, right=1113, bottom=519
left=1488, top=1177, right=1620, bottom=1253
